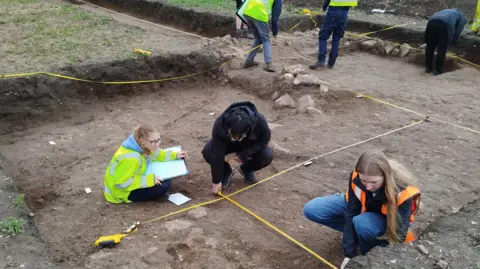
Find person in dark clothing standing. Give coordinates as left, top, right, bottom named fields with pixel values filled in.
left=425, top=8, right=467, bottom=75
left=309, top=0, right=357, bottom=70
left=202, top=102, right=273, bottom=194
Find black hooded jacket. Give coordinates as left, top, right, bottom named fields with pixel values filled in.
left=205, top=102, right=271, bottom=184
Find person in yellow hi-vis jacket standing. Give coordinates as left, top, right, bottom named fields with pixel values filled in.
left=474, top=0, right=480, bottom=33
left=104, top=124, right=187, bottom=203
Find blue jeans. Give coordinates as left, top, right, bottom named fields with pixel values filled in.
left=303, top=194, right=387, bottom=255
left=245, top=15, right=272, bottom=64
left=317, top=7, right=349, bottom=67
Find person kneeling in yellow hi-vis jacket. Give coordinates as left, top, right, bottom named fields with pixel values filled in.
left=104, top=124, right=187, bottom=203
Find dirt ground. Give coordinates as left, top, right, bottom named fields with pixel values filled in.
left=0, top=1, right=479, bottom=269
left=286, top=0, right=477, bottom=19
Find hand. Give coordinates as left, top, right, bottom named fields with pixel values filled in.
left=233, top=155, right=242, bottom=164
left=177, top=151, right=187, bottom=159
left=211, top=183, right=222, bottom=194
left=155, top=176, right=162, bottom=185
left=340, top=258, right=350, bottom=269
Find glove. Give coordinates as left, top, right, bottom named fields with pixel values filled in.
left=340, top=258, right=350, bottom=269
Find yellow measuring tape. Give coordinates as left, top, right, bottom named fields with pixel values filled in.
left=0, top=45, right=261, bottom=84
left=219, top=192, right=339, bottom=269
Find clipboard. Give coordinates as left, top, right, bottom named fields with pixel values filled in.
left=145, top=146, right=189, bottom=181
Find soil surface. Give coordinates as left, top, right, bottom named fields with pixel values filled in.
left=286, top=0, right=477, bottom=20
left=0, top=2, right=479, bottom=269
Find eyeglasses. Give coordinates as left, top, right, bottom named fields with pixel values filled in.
left=149, top=138, right=161, bottom=145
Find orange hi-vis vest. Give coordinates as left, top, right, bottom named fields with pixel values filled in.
left=345, top=170, right=421, bottom=242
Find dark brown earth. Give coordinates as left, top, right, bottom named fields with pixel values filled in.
left=286, top=0, right=477, bottom=20
left=0, top=1, right=479, bottom=269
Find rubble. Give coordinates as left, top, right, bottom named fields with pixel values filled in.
left=274, top=94, right=296, bottom=109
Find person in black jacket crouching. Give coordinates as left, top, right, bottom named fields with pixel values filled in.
left=202, top=102, right=273, bottom=194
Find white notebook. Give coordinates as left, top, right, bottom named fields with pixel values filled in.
left=145, top=146, right=189, bottom=181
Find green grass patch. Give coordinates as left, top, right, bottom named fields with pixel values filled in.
left=166, top=0, right=234, bottom=12
left=1, top=1, right=147, bottom=72
left=12, top=194, right=25, bottom=209
left=0, top=217, right=25, bottom=235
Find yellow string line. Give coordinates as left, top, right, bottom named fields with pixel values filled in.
left=353, top=92, right=480, bottom=135
left=350, top=23, right=412, bottom=37
left=78, top=0, right=211, bottom=41
left=0, top=44, right=261, bottom=84
left=218, top=192, right=339, bottom=269
left=141, top=120, right=424, bottom=225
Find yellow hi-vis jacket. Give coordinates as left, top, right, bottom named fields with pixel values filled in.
left=104, top=146, right=178, bottom=203
left=329, top=0, right=358, bottom=7
left=238, top=0, right=274, bottom=23
left=473, top=0, right=480, bottom=32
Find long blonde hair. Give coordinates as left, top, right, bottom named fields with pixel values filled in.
left=355, top=150, right=417, bottom=243
left=133, top=124, right=157, bottom=155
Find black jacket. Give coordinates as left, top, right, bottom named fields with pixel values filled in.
left=428, top=8, right=467, bottom=44
left=343, top=171, right=413, bottom=258
left=207, top=102, right=271, bottom=184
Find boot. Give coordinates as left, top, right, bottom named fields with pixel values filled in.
left=242, top=28, right=254, bottom=39
left=236, top=29, right=242, bottom=38
left=264, top=63, right=276, bottom=72
left=239, top=164, right=257, bottom=184
left=309, top=62, right=326, bottom=70
left=244, top=60, right=260, bottom=68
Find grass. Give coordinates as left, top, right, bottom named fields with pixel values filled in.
left=0, top=216, right=25, bottom=235
left=12, top=194, right=25, bottom=209
left=166, top=0, right=234, bottom=12
left=1, top=0, right=148, bottom=73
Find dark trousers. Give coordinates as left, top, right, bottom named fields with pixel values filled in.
left=425, top=20, right=448, bottom=73
left=318, top=7, right=349, bottom=67
left=128, top=179, right=171, bottom=202
left=202, top=140, right=273, bottom=175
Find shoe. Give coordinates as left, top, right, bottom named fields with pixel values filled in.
left=425, top=68, right=432, bottom=73
left=239, top=164, right=258, bottom=184
left=432, top=70, right=442, bottom=76
left=264, top=63, right=276, bottom=72
left=241, top=28, right=254, bottom=39
left=222, top=166, right=234, bottom=189
left=244, top=60, right=259, bottom=68
left=309, top=62, right=326, bottom=70
left=327, top=65, right=334, bottom=69
left=236, top=29, right=242, bottom=38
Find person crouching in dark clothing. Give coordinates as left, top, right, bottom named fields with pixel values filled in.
left=424, top=8, right=466, bottom=75
left=202, top=101, right=273, bottom=194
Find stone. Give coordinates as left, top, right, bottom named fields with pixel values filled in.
left=376, top=39, right=385, bottom=55
left=163, top=219, right=192, bottom=233
left=293, top=31, right=304, bottom=36
left=232, top=37, right=239, bottom=44
left=188, top=207, right=207, bottom=219
left=283, top=73, right=295, bottom=84
left=361, top=40, right=378, bottom=50
left=416, top=244, right=429, bottom=255
left=221, top=34, right=233, bottom=44
left=28, top=212, right=35, bottom=217
left=344, top=41, right=352, bottom=47
left=282, top=64, right=307, bottom=76
left=391, top=48, right=400, bottom=57
left=274, top=94, right=296, bottom=109
left=293, top=74, right=321, bottom=86
left=298, top=95, right=315, bottom=113
left=400, top=43, right=411, bottom=57
left=384, top=43, right=398, bottom=55
left=271, top=91, right=280, bottom=100
left=436, top=259, right=448, bottom=269
left=320, top=84, right=329, bottom=93
left=284, top=39, right=292, bottom=46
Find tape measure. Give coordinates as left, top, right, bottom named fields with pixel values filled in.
left=94, top=222, right=140, bottom=247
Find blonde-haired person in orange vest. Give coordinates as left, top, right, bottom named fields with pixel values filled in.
left=303, top=150, right=421, bottom=269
